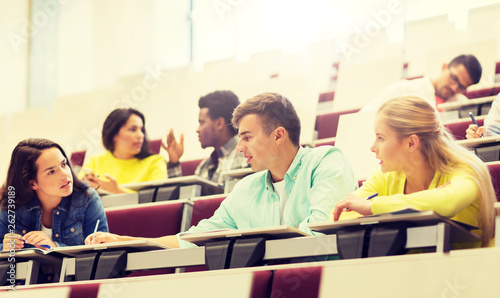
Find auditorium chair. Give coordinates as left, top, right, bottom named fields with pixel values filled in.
left=270, top=266, right=322, bottom=298
left=315, top=108, right=360, bottom=140
left=149, top=139, right=162, bottom=154
left=487, top=162, right=500, bottom=202
left=184, top=195, right=227, bottom=273
left=444, top=117, right=484, bottom=140
left=181, top=159, right=203, bottom=176
left=105, top=200, right=186, bottom=276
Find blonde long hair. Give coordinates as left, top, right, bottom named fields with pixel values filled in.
left=378, top=96, right=496, bottom=246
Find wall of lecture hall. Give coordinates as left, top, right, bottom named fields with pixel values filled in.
left=1, top=2, right=500, bottom=184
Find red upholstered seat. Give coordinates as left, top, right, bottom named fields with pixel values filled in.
left=105, top=201, right=184, bottom=238
left=271, top=266, right=322, bottom=298
left=181, top=159, right=203, bottom=176
left=184, top=195, right=226, bottom=273
left=250, top=271, right=273, bottom=298
left=465, top=88, right=496, bottom=99
left=149, top=139, right=162, bottom=154
left=190, top=195, right=227, bottom=226
left=488, top=162, right=500, bottom=202
left=315, top=108, right=360, bottom=139
left=70, top=150, right=86, bottom=168
left=444, top=117, right=484, bottom=140
left=318, top=91, right=335, bottom=103
left=105, top=201, right=185, bottom=277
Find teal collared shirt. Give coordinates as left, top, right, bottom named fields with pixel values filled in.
left=178, top=146, right=357, bottom=248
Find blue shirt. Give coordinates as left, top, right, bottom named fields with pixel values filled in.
left=178, top=146, right=357, bottom=248
left=0, top=187, right=108, bottom=250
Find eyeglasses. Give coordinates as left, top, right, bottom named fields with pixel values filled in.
left=448, top=67, right=468, bottom=93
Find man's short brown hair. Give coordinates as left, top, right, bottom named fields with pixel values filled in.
left=232, top=92, right=301, bottom=146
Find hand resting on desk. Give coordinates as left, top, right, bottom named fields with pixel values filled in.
left=332, top=193, right=373, bottom=221
left=85, top=232, right=181, bottom=248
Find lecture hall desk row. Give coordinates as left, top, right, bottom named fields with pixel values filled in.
left=5, top=246, right=500, bottom=298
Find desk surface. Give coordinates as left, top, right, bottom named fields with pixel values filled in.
left=308, top=211, right=480, bottom=243
left=0, top=240, right=170, bottom=259
left=220, top=167, right=254, bottom=179
left=438, top=95, right=496, bottom=111
left=179, top=225, right=309, bottom=246
left=456, top=135, right=500, bottom=148
left=121, top=175, right=221, bottom=191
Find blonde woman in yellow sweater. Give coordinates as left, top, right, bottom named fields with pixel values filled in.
left=80, top=108, right=167, bottom=194
left=332, top=96, right=496, bottom=247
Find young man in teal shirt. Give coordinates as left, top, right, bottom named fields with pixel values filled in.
left=87, top=92, right=357, bottom=248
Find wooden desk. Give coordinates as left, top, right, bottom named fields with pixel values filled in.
left=120, top=176, right=223, bottom=203
left=0, top=250, right=63, bottom=285
left=220, top=168, right=254, bottom=193
left=308, top=211, right=479, bottom=254
left=456, top=135, right=500, bottom=148
left=438, top=95, right=495, bottom=111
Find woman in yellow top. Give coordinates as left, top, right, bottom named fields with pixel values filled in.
left=80, top=108, right=167, bottom=194
left=332, top=96, right=496, bottom=247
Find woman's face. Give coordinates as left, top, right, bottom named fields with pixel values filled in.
left=30, top=147, right=73, bottom=204
left=113, top=114, right=145, bottom=159
left=370, top=116, right=408, bottom=173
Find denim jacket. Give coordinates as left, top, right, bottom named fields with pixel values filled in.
left=0, top=187, right=108, bottom=250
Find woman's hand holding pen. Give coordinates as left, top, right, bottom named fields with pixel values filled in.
left=465, top=124, right=486, bottom=139
left=332, top=193, right=374, bottom=221
left=22, top=231, right=56, bottom=250
left=84, top=232, right=123, bottom=245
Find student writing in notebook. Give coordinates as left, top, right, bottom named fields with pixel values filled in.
left=80, top=108, right=167, bottom=194
left=86, top=92, right=357, bottom=248
left=1, top=138, right=108, bottom=251
left=466, top=92, right=500, bottom=138
left=332, top=96, right=496, bottom=247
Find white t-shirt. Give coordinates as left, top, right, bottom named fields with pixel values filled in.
left=272, top=180, right=289, bottom=225
left=41, top=223, right=52, bottom=239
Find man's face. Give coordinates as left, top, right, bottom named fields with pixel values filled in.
left=196, top=108, right=217, bottom=149
left=236, top=114, right=277, bottom=172
left=434, top=63, right=474, bottom=100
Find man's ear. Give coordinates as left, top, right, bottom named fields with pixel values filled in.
left=29, top=180, right=38, bottom=191
left=214, top=117, right=225, bottom=131
left=274, top=127, right=286, bottom=144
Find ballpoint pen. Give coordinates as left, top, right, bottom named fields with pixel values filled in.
left=92, top=219, right=100, bottom=244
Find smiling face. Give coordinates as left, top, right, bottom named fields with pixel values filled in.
left=370, top=116, right=408, bottom=173
left=30, top=147, right=73, bottom=205
left=112, top=114, right=144, bottom=159
left=434, top=64, right=473, bottom=100
left=236, top=114, right=277, bottom=172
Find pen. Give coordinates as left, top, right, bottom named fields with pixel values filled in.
left=92, top=219, right=100, bottom=244
left=39, top=244, right=51, bottom=249
left=469, top=112, right=483, bottom=138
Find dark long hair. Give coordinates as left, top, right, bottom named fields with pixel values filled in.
left=0, top=138, right=88, bottom=210
left=101, top=108, right=152, bottom=159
